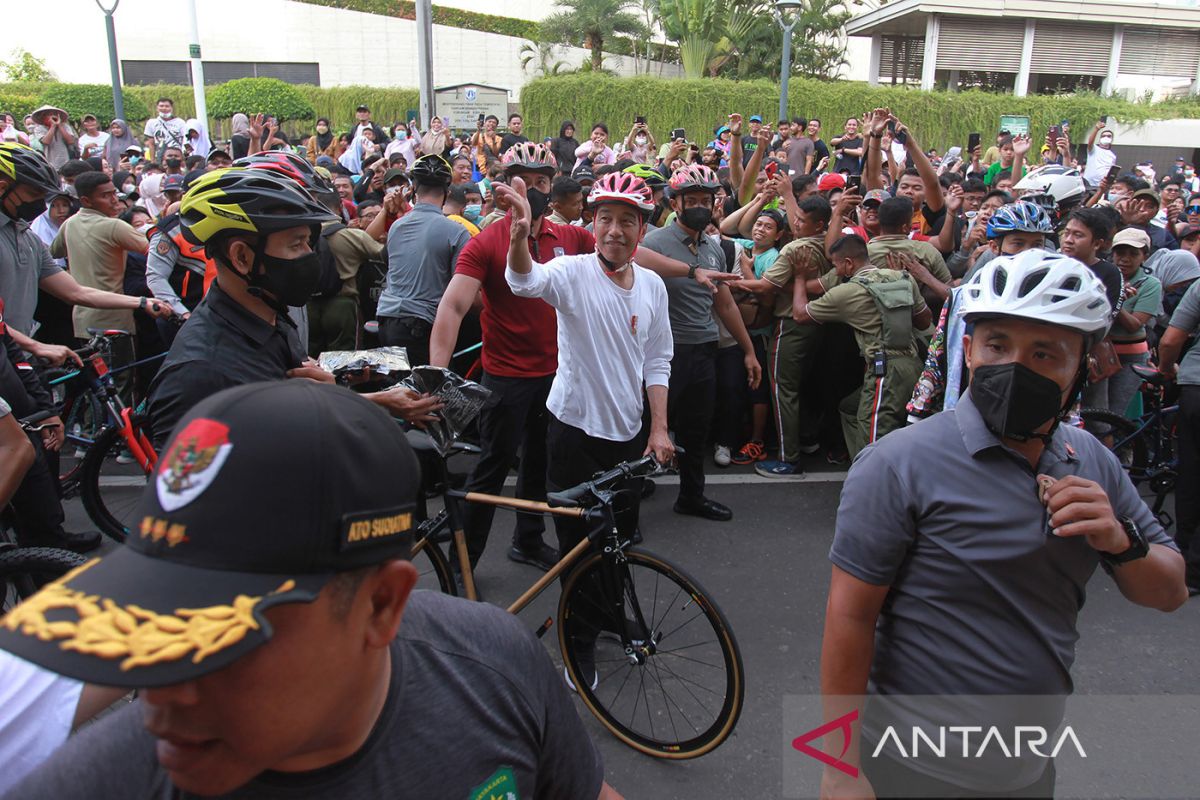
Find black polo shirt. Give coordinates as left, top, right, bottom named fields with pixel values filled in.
left=147, top=282, right=306, bottom=447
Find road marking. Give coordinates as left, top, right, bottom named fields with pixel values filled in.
left=96, top=477, right=149, bottom=488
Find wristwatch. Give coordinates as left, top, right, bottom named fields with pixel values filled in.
left=1101, top=516, right=1150, bottom=566
left=687, top=264, right=700, bottom=280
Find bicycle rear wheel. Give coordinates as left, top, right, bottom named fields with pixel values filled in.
left=0, top=547, right=87, bottom=614
left=412, top=532, right=456, bottom=596
left=79, top=426, right=151, bottom=543
left=1080, top=408, right=1149, bottom=477
left=558, top=548, right=744, bottom=759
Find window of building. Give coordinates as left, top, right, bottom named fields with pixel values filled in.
left=122, top=61, right=320, bottom=86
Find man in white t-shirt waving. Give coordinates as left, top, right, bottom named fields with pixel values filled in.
left=505, top=171, right=674, bottom=688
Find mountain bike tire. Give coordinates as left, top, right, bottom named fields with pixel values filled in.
left=0, top=547, right=87, bottom=613
left=412, top=533, right=456, bottom=596
left=1080, top=408, right=1149, bottom=477
left=558, top=548, right=744, bottom=759
left=79, top=426, right=148, bottom=543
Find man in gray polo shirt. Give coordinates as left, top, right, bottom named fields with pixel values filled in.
left=640, top=164, right=760, bottom=522
left=821, top=250, right=1187, bottom=799
left=376, top=155, right=469, bottom=366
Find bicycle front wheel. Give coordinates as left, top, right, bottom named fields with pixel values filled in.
left=79, top=426, right=151, bottom=543
left=412, top=531, right=456, bottom=596
left=558, top=548, right=744, bottom=759
left=1080, top=408, right=1149, bottom=476
left=0, top=547, right=87, bottom=613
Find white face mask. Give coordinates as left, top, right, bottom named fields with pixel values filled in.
left=158, top=111, right=173, bottom=120
left=122, top=182, right=135, bottom=193
left=135, top=223, right=152, bottom=235
left=635, top=136, right=648, bottom=146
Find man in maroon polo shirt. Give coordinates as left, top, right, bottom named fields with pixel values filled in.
left=431, top=144, right=729, bottom=583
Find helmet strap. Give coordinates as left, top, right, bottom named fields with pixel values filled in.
left=222, top=237, right=295, bottom=321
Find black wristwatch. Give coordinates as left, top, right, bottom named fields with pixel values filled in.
left=1101, top=516, right=1150, bottom=566
left=687, top=264, right=700, bottom=280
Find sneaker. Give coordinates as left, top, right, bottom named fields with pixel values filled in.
left=730, top=440, right=766, bottom=465
left=115, top=450, right=135, bottom=465
left=798, top=441, right=821, bottom=455
left=714, top=444, right=731, bottom=467
left=563, top=643, right=598, bottom=693
left=755, top=460, right=804, bottom=478
left=826, top=450, right=849, bottom=466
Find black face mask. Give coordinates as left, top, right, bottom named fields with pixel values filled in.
left=681, top=206, right=713, bottom=232
left=526, top=187, right=551, bottom=221
left=649, top=204, right=664, bottom=226
left=246, top=251, right=323, bottom=308
left=971, top=362, right=1067, bottom=441
left=1, top=184, right=46, bottom=223
left=165, top=158, right=182, bottom=170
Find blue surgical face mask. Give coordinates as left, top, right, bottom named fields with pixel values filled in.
left=129, top=156, right=140, bottom=165
left=463, top=203, right=482, bottom=223
left=396, top=130, right=407, bottom=140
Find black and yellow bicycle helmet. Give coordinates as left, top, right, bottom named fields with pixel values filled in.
left=0, top=142, right=61, bottom=194
left=179, top=167, right=336, bottom=249
left=409, top=154, right=452, bottom=187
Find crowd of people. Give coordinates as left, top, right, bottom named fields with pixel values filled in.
left=0, top=90, right=1194, bottom=799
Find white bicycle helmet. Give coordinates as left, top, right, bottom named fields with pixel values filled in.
left=960, top=249, right=1111, bottom=346
left=1013, top=164, right=1068, bottom=194
left=1045, top=173, right=1087, bottom=207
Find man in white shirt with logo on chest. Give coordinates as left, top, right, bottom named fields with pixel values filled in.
left=505, top=170, right=674, bottom=688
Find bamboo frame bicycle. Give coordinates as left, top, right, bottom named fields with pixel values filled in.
left=410, top=448, right=745, bottom=760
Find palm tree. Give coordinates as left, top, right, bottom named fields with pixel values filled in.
left=540, top=0, right=648, bottom=72
left=520, top=40, right=570, bottom=77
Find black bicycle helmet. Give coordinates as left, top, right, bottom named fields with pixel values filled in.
left=180, top=167, right=336, bottom=249
left=409, top=154, right=452, bottom=187
left=0, top=142, right=61, bottom=194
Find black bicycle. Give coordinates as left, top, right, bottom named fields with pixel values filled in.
left=1, top=411, right=88, bottom=613
left=1081, top=363, right=1177, bottom=528
left=412, top=441, right=745, bottom=759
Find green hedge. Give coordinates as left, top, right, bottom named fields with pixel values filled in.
left=0, top=93, right=37, bottom=121
left=37, top=84, right=149, bottom=125
left=207, top=78, right=316, bottom=122
left=521, top=74, right=1200, bottom=151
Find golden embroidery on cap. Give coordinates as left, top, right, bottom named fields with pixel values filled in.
left=1, top=560, right=296, bottom=671
left=139, top=516, right=188, bottom=547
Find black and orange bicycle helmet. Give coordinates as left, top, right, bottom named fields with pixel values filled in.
left=234, top=151, right=337, bottom=202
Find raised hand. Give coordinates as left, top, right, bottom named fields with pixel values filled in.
left=729, top=113, right=743, bottom=137
left=497, top=176, right=532, bottom=241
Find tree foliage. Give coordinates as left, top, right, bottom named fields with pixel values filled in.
left=207, top=78, right=316, bottom=122
left=540, top=0, right=649, bottom=71
left=521, top=40, right=571, bottom=77
left=37, top=84, right=149, bottom=124
left=2, top=50, right=55, bottom=83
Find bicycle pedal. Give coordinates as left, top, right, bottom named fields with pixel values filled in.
left=534, top=617, right=554, bottom=639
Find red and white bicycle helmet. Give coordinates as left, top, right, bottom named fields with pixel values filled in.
left=501, top=142, right=557, bottom=176
left=668, top=163, right=720, bottom=194
left=587, top=171, right=655, bottom=214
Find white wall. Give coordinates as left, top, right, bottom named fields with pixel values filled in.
left=2, top=0, right=679, bottom=96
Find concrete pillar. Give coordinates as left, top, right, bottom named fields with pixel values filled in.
left=869, top=34, right=881, bottom=87
left=1015, top=19, right=1035, bottom=97
left=1104, top=25, right=1123, bottom=95
left=920, top=14, right=939, bottom=91
left=948, top=69, right=960, bottom=93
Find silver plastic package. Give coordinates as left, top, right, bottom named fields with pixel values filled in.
left=317, top=347, right=411, bottom=377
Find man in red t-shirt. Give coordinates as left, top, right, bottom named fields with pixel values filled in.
left=431, top=144, right=592, bottom=578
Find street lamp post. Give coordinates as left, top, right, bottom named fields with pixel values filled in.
left=95, top=0, right=124, bottom=122
left=773, top=0, right=802, bottom=124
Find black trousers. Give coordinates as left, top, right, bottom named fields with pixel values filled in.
left=1174, top=386, right=1200, bottom=586
left=378, top=315, right=432, bottom=368
left=9, top=432, right=68, bottom=546
left=864, top=752, right=1056, bottom=799
left=462, top=372, right=553, bottom=566
left=545, top=415, right=643, bottom=569
left=667, top=341, right=717, bottom=500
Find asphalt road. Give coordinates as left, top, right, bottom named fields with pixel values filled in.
left=68, top=463, right=1200, bottom=800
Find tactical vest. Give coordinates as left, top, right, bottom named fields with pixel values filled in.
left=152, top=215, right=216, bottom=311
left=851, top=268, right=915, bottom=352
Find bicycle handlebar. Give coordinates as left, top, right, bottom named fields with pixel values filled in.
left=545, top=449, right=682, bottom=509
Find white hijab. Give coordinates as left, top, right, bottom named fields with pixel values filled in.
left=338, top=133, right=371, bottom=175
left=185, top=118, right=212, bottom=158
left=139, top=173, right=167, bottom=218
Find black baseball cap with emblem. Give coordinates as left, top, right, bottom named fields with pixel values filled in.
left=0, top=381, right=421, bottom=688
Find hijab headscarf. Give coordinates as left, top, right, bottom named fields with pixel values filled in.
left=314, top=117, right=334, bottom=152
left=103, top=119, right=137, bottom=168
left=1148, top=248, right=1200, bottom=289
left=231, top=113, right=250, bottom=138
left=138, top=172, right=167, bottom=218
left=112, top=170, right=135, bottom=197
left=338, top=133, right=370, bottom=175
left=185, top=119, right=212, bottom=158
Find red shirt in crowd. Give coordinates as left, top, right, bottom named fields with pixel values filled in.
left=455, top=214, right=595, bottom=378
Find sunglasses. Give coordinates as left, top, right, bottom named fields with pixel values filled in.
left=1188, top=206, right=1200, bottom=214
